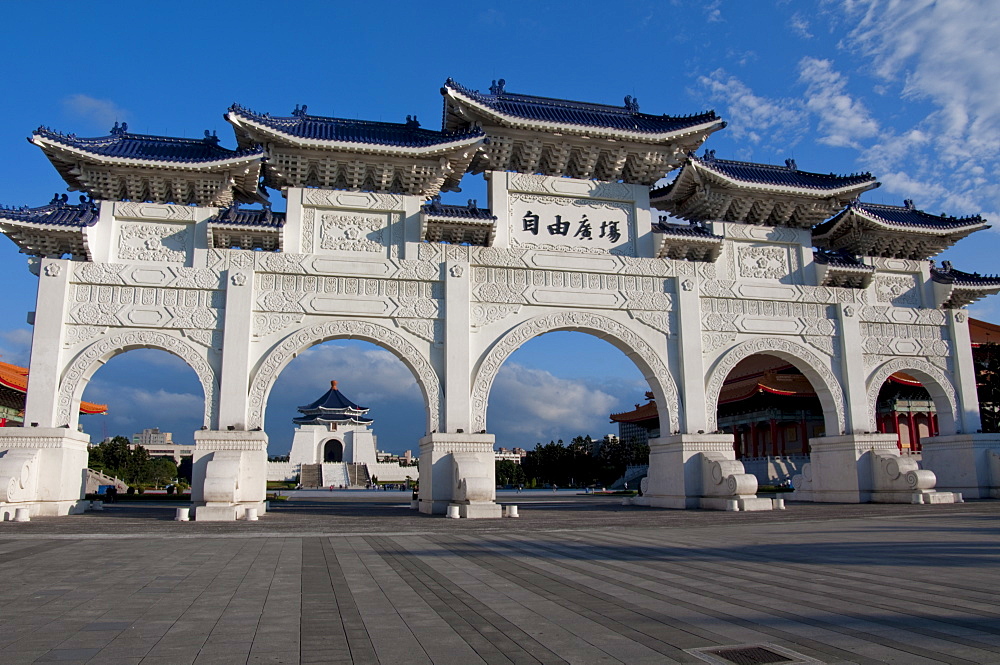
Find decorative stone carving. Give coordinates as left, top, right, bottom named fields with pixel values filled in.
left=74, top=262, right=127, bottom=285
left=631, top=311, right=673, bottom=337
left=43, top=262, right=61, bottom=277
left=873, top=274, right=921, bottom=307
left=118, top=223, right=189, bottom=263
left=955, top=311, right=968, bottom=323
left=319, top=213, right=385, bottom=253
left=301, top=208, right=316, bottom=254
left=230, top=273, right=247, bottom=287
left=56, top=330, right=217, bottom=428
left=860, top=306, right=946, bottom=326
left=398, top=319, right=442, bottom=344
left=802, top=335, right=838, bottom=358
left=115, top=202, right=197, bottom=221
left=739, top=245, right=787, bottom=279
left=681, top=279, right=694, bottom=291
left=449, top=265, right=464, bottom=278
left=865, top=358, right=959, bottom=433
left=63, top=325, right=107, bottom=348
left=247, top=320, right=441, bottom=432
left=705, top=337, right=846, bottom=434
left=470, top=312, right=680, bottom=434
left=303, top=190, right=403, bottom=210
left=252, top=313, right=305, bottom=338
left=182, top=329, right=223, bottom=349
left=471, top=303, right=521, bottom=330
left=702, top=331, right=737, bottom=354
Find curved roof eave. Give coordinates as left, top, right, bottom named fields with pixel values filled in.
left=32, top=135, right=264, bottom=171
left=227, top=113, right=484, bottom=156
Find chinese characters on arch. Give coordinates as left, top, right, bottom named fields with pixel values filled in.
left=509, top=195, right=633, bottom=253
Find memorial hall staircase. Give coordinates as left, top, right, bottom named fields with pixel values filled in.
left=299, top=464, right=322, bottom=489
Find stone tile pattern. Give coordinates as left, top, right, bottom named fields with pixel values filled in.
left=1, top=500, right=999, bottom=664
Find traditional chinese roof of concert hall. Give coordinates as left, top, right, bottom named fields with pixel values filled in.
left=31, top=124, right=263, bottom=165
left=227, top=104, right=484, bottom=149
left=0, top=195, right=98, bottom=227
left=442, top=78, right=721, bottom=134
left=931, top=264, right=1000, bottom=287
left=0, top=360, right=106, bottom=415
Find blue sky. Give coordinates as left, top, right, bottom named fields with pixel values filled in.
left=1, top=1, right=998, bottom=453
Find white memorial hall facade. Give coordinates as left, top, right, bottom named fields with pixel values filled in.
left=2, top=78, right=999, bottom=520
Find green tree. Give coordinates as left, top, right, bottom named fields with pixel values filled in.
left=975, top=342, right=1000, bottom=433
left=495, top=459, right=527, bottom=486
left=146, top=458, right=178, bottom=487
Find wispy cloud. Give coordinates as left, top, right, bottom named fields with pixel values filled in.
left=0, top=328, right=32, bottom=366
left=60, top=94, right=128, bottom=131
left=798, top=56, right=879, bottom=148
left=789, top=13, right=813, bottom=38
left=697, top=69, right=807, bottom=148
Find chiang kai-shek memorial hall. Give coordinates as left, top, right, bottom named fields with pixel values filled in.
left=2, top=78, right=1000, bottom=520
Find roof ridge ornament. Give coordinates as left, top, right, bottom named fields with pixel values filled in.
left=624, top=95, right=640, bottom=113
left=785, top=158, right=797, bottom=171
left=203, top=129, right=220, bottom=144
left=702, top=149, right=717, bottom=162
left=405, top=115, right=420, bottom=128
left=110, top=121, right=128, bottom=136
left=904, top=198, right=916, bottom=210
left=489, top=78, right=506, bottom=95
left=291, top=104, right=308, bottom=118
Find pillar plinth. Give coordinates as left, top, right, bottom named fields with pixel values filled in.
left=921, top=434, right=1000, bottom=499
left=418, top=433, right=500, bottom=517
left=192, top=430, right=268, bottom=521
left=0, top=428, right=91, bottom=520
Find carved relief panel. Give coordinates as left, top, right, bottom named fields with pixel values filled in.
left=115, top=221, right=193, bottom=265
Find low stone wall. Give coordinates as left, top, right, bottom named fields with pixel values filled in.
left=267, top=462, right=299, bottom=482
left=369, top=462, right=418, bottom=482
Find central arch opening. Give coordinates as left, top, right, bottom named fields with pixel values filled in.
left=484, top=330, right=656, bottom=490
left=323, top=439, right=344, bottom=463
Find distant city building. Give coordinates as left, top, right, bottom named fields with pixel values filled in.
left=494, top=447, right=528, bottom=464
left=133, top=428, right=172, bottom=447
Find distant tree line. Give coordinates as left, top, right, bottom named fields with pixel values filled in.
left=496, top=435, right=649, bottom=488
left=88, top=436, right=184, bottom=488
left=976, top=342, right=1000, bottom=433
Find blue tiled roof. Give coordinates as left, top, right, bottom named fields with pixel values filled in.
left=420, top=197, right=496, bottom=220
left=298, top=382, right=369, bottom=414
left=931, top=261, right=1000, bottom=286
left=652, top=151, right=877, bottom=198
left=443, top=79, right=721, bottom=134
left=0, top=194, right=98, bottom=227
left=229, top=104, right=484, bottom=147
left=817, top=199, right=988, bottom=235
left=651, top=219, right=722, bottom=240
left=813, top=249, right=873, bottom=270
left=209, top=203, right=285, bottom=228
left=33, top=123, right=263, bottom=164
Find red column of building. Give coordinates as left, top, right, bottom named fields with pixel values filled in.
left=769, top=419, right=779, bottom=457
left=893, top=411, right=902, bottom=451
left=907, top=411, right=917, bottom=451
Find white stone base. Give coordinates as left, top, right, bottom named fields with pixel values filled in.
left=921, top=434, right=1000, bottom=499
left=418, top=433, right=500, bottom=517
left=793, top=434, right=897, bottom=503
left=643, top=434, right=773, bottom=512
left=0, top=499, right=89, bottom=521
left=457, top=502, right=503, bottom=519
left=0, top=428, right=92, bottom=520
left=191, top=430, right=268, bottom=522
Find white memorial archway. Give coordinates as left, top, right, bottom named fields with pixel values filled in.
left=2, top=80, right=999, bottom=518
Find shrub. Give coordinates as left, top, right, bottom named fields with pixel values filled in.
left=165, top=485, right=175, bottom=495
left=136, top=486, right=145, bottom=495
left=126, top=486, right=136, bottom=496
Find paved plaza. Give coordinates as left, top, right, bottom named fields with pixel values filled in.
left=1, top=492, right=999, bottom=665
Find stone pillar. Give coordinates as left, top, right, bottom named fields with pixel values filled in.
left=642, top=434, right=771, bottom=511
left=922, top=433, right=1000, bottom=499
left=191, top=430, right=268, bottom=521
left=23, top=258, right=73, bottom=428
left=836, top=303, right=869, bottom=433
left=0, top=428, right=91, bottom=520
left=949, top=310, right=983, bottom=433
left=418, top=433, right=500, bottom=517
left=674, top=274, right=707, bottom=434
left=443, top=260, right=472, bottom=433
left=217, top=267, right=255, bottom=430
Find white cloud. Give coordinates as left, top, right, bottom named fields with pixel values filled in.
left=798, top=57, right=879, bottom=148
left=705, top=0, right=723, bottom=22
left=697, top=69, right=807, bottom=148
left=0, top=327, right=32, bottom=366
left=839, top=0, right=1000, bottom=218
left=60, top=94, right=128, bottom=131
left=486, top=362, right=625, bottom=444
left=289, top=343, right=420, bottom=405
left=789, top=13, right=814, bottom=38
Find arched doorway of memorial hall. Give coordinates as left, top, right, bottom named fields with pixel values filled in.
left=715, top=355, right=826, bottom=485
left=261, top=338, right=425, bottom=493
left=79, top=348, right=207, bottom=490
left=873, top=373, right=938, bottom=453
left=482, top=330, right=658, bottom=491
left=323, top=439, right=344, bottom=463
